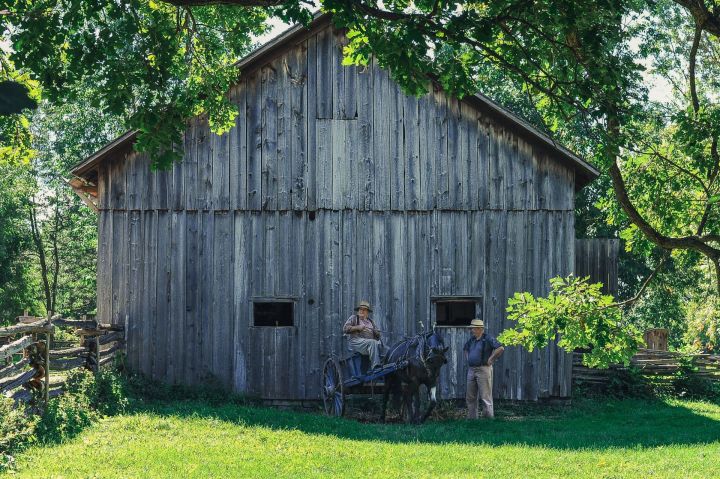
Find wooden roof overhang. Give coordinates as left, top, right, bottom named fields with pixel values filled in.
left=70, top=12, right=599, bottom=200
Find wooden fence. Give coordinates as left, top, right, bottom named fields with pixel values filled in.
left=573, top=348, right=720, bottom=386
left=0, top=314, right=125, bottom=404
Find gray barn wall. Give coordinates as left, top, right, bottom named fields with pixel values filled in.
left=95, top=23, right=577, bottom=400
left=575, top=238, right=620, bottom=297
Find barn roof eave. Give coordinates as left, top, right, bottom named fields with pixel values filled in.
left=71, top=11, right=600, bottom=189
left=69, top=13, right=331, bottom=180
left=70, top=129, right=138, bottom=178
left=468, top=92, right=600, bottom=189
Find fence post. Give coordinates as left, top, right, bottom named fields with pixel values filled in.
left=44, top=331, right=50, bottom=404
left=94, top=335, right=101, bottom=373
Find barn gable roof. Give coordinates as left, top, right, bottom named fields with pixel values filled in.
left=71, top=12, right=599, bottom=191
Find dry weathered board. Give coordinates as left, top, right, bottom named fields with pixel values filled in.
left=87, top=21, right=602, bottom=402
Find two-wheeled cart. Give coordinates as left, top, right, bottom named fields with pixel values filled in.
left=321, top=353, right=408, bottom=417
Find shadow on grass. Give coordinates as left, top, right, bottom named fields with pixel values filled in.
left=127, top=394, right=720, bottom=450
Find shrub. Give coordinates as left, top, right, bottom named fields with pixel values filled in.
left=64, top=368, right=97, bottom=399
left=94, top=368, right=129, bottom=415
left=605, top=366, right=653, bottom=398
left=1, top=367, right=132, bottom=472
left=0, top=398, right=38, bottom=470
left=36, top=392, right=97, bottom=443
left=671, top=357, right=720, bottom=400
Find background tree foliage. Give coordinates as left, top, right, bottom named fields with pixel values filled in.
left=1, top=0, right=720, bottom=351
left=26, top=98, right=123, bottom=318
left=0, top=161, right=37, bottom=324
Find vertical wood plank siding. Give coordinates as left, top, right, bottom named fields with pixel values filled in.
left=94, top=24, right=585, bottom=401
left=575, top=238, right=620, bottom=297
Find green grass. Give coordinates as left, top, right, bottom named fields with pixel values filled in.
left=5, top=398, right=720, bottom=478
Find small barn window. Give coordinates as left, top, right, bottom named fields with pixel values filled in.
left=253, top=301, right=294, bottom=327
left=434, top=298, right=480, bottom=327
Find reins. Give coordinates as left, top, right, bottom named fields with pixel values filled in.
left=386, top=333, right=437, bottom=378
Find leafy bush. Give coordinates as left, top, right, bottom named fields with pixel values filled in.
left=1, top=367, right=132, bottom=472
left=36, top=391, right=97, bottom=443
left=94, top=368, right=129, bottom=415
left=683, top=297, right=720, bottom=353
left=0, top=398, right=39, bottom=470
left=671, top=357, right=720, bottom=400
left=606, top=367, right=653, bottom=398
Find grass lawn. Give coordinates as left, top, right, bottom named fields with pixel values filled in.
left=5, top=397, right=720, bottom=478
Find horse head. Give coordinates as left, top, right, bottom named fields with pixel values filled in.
left=425, top=330, right=449, bottom=366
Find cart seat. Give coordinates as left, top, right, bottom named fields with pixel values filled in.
left=344, top=353, right=371, bottom=378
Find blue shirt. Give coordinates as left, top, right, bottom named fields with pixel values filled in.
left=463, top=333, right=502, bottom=367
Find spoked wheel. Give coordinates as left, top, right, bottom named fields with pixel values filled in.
left=321, top=356, right=345, bottom=417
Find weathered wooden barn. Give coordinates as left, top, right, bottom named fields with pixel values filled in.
left=70, top=14, right=600, bottom=402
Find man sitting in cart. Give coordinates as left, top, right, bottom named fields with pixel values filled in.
left=343, top=300, right=384, bottom=373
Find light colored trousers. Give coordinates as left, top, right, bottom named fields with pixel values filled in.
left=466, top=365, right=494, bottom=418
left=348, top=337, right=383, bottom=369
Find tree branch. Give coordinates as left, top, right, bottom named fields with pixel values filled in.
left=608, top=160, right=720, bottom=254
left=673, top=0, right=720, bottom=37
left=611, top=253, right=670, bottom=309
left=689, top=22, right=701, bottom=113
left=29, top=203, right=52, bottom=315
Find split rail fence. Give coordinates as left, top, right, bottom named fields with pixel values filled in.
left=0, top=314, right=125, bottom=404
left=573, top=348, right=720, bottom=386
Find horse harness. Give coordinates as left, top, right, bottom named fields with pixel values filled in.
left=387, top=334, right=435, bottom=378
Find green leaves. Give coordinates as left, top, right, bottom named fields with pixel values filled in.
left=3, top=0, right=268, bottom=169
left=498, top=276, right=643, bottom=368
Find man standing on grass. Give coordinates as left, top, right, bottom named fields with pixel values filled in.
left=464, top=318, right=504, bottom=419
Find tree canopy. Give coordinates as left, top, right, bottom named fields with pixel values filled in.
left=1, top=0, right=720, bottom=343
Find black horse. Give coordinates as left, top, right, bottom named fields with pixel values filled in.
left=380, top=329, right=449, bottom=424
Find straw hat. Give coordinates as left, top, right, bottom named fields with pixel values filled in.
left=354, top=300, right=373, bottom=312
left=467, top=318, right=484, bottom=328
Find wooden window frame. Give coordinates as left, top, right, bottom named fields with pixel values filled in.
left=430, top=296, right=482, bottom=328
left=251, top=298, right=296, bottom=328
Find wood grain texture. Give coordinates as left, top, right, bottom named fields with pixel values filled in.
left=153, top=211, right=171, bottom=380
left=211, top=128, right=230, bottom=211
left=247, top=72, right=262, bottom=210
left=261, top=63, right=278, bottom=211
left=92, top=23, right=589, bottom=402
left=213, top=212, right=233, bottom=387
left=185, top=212, right=200, bottom=383
left=230, top=82, right=248, bottom=210
left=197, top=116, right=213, bottom=211
left=184, top=119, right=199, bottom=211
left=168, top=212, right=186, bottom=384
left=172, top=135, right=185, bottom=210
left=127, top=211, right=143, bottom=372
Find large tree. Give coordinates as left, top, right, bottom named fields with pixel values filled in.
left=2, top=0, right=720, bottom=289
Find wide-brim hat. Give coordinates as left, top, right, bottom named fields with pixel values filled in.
left=467, top=318, right=484, bottom=328
left=354, top=300, right=373, bottom=312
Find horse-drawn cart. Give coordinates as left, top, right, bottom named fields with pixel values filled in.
left=321, top=353, right=408, bottom=417
left=322, top=330, right=448, bottom=422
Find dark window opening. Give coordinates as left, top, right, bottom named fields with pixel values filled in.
left=253, top=301, right=294, bottom=327
left=436, top=300, right=478, bottom=327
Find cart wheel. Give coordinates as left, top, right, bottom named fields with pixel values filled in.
left=321, top=357, right=345, bottom=417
